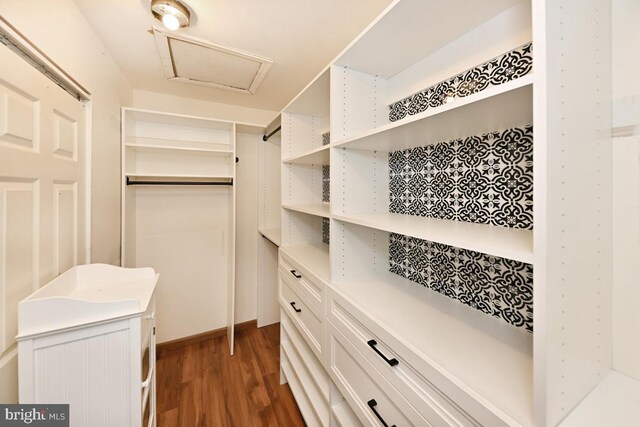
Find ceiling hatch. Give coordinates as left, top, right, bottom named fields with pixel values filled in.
left=153, top=28, right=273, bottom=94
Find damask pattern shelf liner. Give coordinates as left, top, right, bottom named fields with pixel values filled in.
left=322, top=131, right=330, bottom=146
left=388, top=42, right=533, bottom=122
left=322, top=165, right=330, bottom=203
left=389, top=125, right=533, bottom=229
left=322, top=217, right=330, bottom=244
left=389, top=233, right=533, bottom=331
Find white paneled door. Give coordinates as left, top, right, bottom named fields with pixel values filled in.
left=0, top=43, right=87, bottom=402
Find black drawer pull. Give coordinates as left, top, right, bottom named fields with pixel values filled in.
left=367, top=339, right=399, bottom=366
left=290, top=269, right=302, bottom=279
left=367, top=399, right=396, bottom=427
left=290, top=302, right=302, bottom=313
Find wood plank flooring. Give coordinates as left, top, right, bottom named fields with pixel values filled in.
left=156, top=323, right=305, bottom=427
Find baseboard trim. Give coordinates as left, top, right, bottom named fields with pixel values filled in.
left=157, top=319, right=257, bottom=353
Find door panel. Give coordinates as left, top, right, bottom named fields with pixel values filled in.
left=0, top=82, right=38, bottom=151
left=0, top=42, right=87, bottom=403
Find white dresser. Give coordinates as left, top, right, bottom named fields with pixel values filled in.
left=16, top=264, right=158, bottom=427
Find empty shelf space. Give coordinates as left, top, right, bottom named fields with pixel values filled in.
left=331, top=271, right=533, bottom=426
left=280, top=242, right=330, bottom=283
left=259, top=228, right=281, bottom=247
left=282, top=145, right=330, bottom=165
left=283, top=204, right=330, bottom=218
left=125, top=143, right=234, bottom=155
left=560, top=372, right=640, bottom=426
left=333, top=77, right=532, bottom=152
left=333, top=212, right=532, bottom=264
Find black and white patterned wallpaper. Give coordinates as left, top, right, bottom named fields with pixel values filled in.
left=322, top=165, right=330, bottom=203
left=322, top=217, right=330, bottom=245
left=389, top=125, right=533, bottom=229
left=389, top=233, right=533, bottom=331
left=389, top=43, right=533, bottom=122
left=322, top=131, right=331, bottom=146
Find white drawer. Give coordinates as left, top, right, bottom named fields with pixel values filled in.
left=328, top=324, right=428, bottom=427
left=281, top=312, right=330, bottom=402
left=279, top=252, right=323, bottom=311
left=281, top=313, right=330, bottom=426
left=328, top=287, right=488, bottom=427
left=280, top=273, right=323, bottom=358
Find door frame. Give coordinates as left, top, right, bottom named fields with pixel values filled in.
left=0, top=16, right=93, bottom=263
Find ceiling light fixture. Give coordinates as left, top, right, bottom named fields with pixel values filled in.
left=151, top=0, right=191, bottom=31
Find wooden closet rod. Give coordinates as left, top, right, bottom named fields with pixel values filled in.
left=126, top=176, right=233, bottom=186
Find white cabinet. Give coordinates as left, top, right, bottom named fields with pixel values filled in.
left=277, top=0, right=637, bottom=425
left=17, top=264, right=158, bottom=427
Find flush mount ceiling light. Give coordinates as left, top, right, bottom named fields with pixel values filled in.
left=150, top=0, right=191, bottom=31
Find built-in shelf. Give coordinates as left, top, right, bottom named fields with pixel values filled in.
left=283, top=145, right=330, bottom=165
left=259, top=228, right=281, bottom=247
left=283, top=204, right=331, bottom=219
left=333, top=212, right=532, bottom=264
left=331, top=271, right=533, bottom=426
left=559, top=372, right=640, bottom=426
left=334, top=0, right=521, bottom=78
left=333, top=77, right=532, bottom=152
left=280, top=243, right=330, bottom=283
left=125, top=143, right=234, bottom=155
left=282, top=68, right=330, bottom=117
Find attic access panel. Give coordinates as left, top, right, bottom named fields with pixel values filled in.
left=153, top=28, right=272, bottom=94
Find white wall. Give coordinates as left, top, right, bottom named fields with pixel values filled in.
left=0, top=0, right=133, bottom=403
left=133, top=89, right=277, bottom=125
left=612, top=0, right=640, bottom=381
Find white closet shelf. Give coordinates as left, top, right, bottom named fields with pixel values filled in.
left=259, top=227, right=281, bottom=247
left=280, top=243, right=330, bottom=283
left=282, top=145, right=330, bottom=165
left=334, top=0, right=521, bottom=78
left=282, top=68, right=330, bottom=117
left=559, top=371, right=640, bottom=426
left=333, top=212, right=533, bottom=264
left=125, top=143, right=234, bottom=155
left=331, top=271, right=533, bottom=426
left=283, top=203, right=331, bottom=218
left=332, top=77, right=532, bottom=152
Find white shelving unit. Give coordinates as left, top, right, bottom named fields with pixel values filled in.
left=257, top=115, right=283, bottom=327
left=276, top=1, right=635, bottom=426
left=121, top=107, right=252, bottom=355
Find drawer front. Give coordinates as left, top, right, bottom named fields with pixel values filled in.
left=280, top=274, right=323, bottom=358
left=281, top=315, right=330, bottom=426
left=281, top=311, right=330, bottom=402
left=328, top=288, right=484, bottom=427
left=279, top=252, right=323, bottom=311
left=328, top=323, right=428, bottom=427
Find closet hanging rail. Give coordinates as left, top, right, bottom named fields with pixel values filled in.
left=126, top=176, right=233, bottom=186
left=262, top=125, right=281, bottom=141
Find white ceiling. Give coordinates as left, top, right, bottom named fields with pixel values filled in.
left=73, top=0, right=395, bottom=112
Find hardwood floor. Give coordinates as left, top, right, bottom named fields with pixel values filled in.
left=156, top=323, right=305, bottom=427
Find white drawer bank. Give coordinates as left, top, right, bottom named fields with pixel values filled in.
left=17, top=264, right=159, bottom=427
